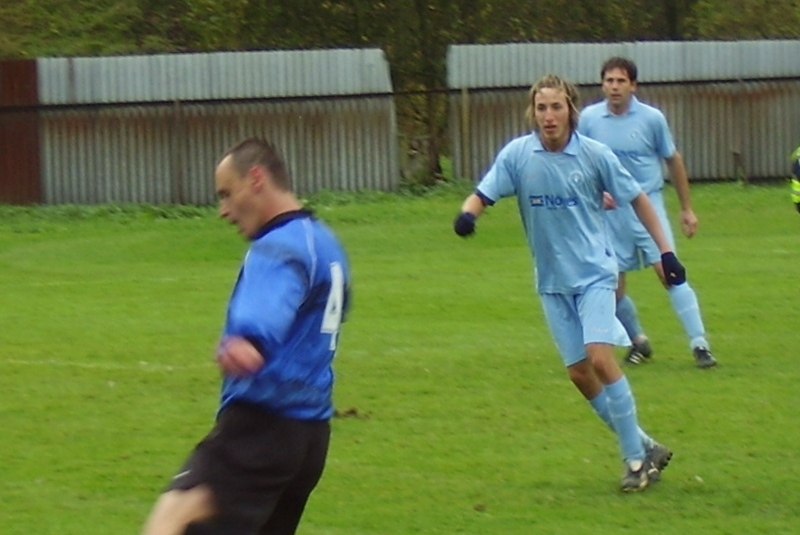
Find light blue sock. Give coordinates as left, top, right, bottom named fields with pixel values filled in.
left=616, top=295, right=645, bottom=341
left=668, top=282, right=709, bottom=350
left=604, top=376, right=646, bottom=463
left=589, top=390, right=654, bottom=451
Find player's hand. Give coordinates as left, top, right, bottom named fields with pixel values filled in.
left=216, top=336, right=264, bottom=376
left=602, top=191, right=617, bottom=210
left=453, top=212, right=476, bottom=237
left=660, top=252, right=686, bottom=286
left=679, top=209, right=698, bottom=237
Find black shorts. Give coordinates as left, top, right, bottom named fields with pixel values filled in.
left=167, top=402, right=330, bottom=533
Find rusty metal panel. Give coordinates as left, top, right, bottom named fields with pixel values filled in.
left=1, top=60, right=38, bottom=105
left=0, top=59, right=42, bottom=204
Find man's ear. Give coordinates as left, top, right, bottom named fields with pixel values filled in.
left=248, top=165, right=268, bottom=191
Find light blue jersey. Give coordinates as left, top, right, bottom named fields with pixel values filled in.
left=578, top=96, right=675, bottom=194
left=477, top=132, right=642, bottom=294
left=579, top=96, right=678, bottom=270
left=220, top=211, right=351, bottom=421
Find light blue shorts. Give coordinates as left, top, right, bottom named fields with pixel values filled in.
left=606, top=189, right=676, bottom=271
left=540, top=286, right=629, bottom=367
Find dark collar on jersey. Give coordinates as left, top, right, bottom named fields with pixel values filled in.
left=251, top=209, right=314, bottom=241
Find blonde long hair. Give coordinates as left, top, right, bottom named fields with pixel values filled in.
left=524, top=74, right=581, bottom=132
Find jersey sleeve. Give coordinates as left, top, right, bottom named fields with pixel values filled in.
left=226, top=244, right=308, bottom=351
left=652, top=111, right=677, bottom=159
left=476, top=141, right=519, bottom=202
left=598, top=145, right=642, bottom=204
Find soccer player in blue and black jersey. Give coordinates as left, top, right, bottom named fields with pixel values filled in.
left=453, top=74, right=675, bottom=492
left=142, top=138, right=351, bottom=535
left=578, top=56, right=717, bottom=369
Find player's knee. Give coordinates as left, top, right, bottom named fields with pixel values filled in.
left=567, top=359, right=599, bottom=396
left=184, top=516, right=257, bottom=535
left=142, top=487, right=216, bottom=535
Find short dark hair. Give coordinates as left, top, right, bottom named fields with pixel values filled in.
left=601, top=57, right=638, bottom=82
left=221, top=137, right=291, bottom=190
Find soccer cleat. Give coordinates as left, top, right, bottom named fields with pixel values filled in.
left=644, top=443, right=673, bottom=482
left=693, top=347, right=717, bottom=368
left=624, top=339, right=653, bottom=365
left=620, top=461, right=649, bottom=492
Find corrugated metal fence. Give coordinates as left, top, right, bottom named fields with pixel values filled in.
left=39, top=97, right=397, bottom=204
left=448, top=40, right=800, bottom=182
left=2, top=42, right=800, bottom=205
left=1, top=49, right=398, bottom=205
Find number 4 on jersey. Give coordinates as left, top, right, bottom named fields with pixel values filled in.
left=321, top=262, right=345, bottom=351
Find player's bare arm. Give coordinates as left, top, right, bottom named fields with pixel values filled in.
left=631, top=192, right=687, bottom=286
left=665, top=151, right=698, bottom=237
left=460, top=192, right=487, bottom=217
left=630, top=192, right=672, bottom=255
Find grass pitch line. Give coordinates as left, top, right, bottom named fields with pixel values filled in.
left=2, top=358, right=213, bottom=372
left=16, top=274, right=226, bottom=287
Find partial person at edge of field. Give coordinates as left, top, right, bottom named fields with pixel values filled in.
left=790, top=144, right=800, bottom=214
left=577, top=56, right=717, bottom=369
left=141, top=137, right=352, bottom=535
left=452, top=73, right=675, bottom=492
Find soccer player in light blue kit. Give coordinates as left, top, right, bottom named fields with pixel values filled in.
left=578, top=56, right=717, bottom=368
left=453, top=74, right=675, bottom=492
left=143, top=138, right=351, bottom=535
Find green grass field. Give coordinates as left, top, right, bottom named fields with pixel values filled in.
left=1, top=182, right=798, bottom=534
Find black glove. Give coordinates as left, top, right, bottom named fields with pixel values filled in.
left=661, top=252, right=686, bottom=286
left=453, top=212, right=476, bottom=237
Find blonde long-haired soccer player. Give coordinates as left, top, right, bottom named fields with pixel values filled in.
left=453, top=74, right=676, bottom=491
